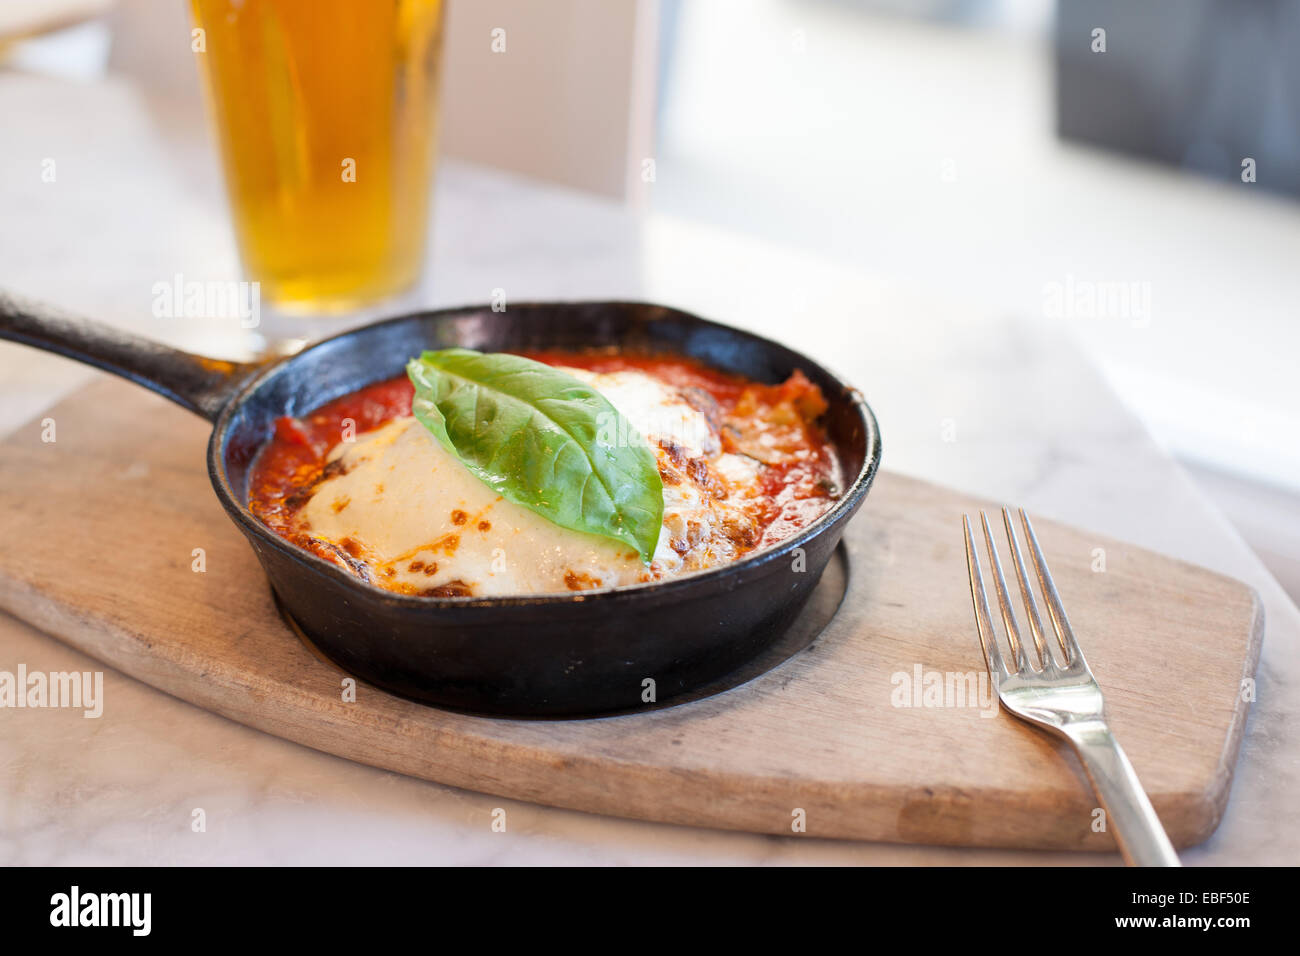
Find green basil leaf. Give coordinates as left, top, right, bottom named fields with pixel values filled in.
left=405, top=349, right=664, bottom=564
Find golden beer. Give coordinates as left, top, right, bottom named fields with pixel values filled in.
left=190, top=0, right=445, bottom=311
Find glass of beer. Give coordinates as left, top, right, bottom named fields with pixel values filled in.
left=190, top=0, right=445, bottom=313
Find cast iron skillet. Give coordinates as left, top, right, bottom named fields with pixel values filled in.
left=0, top=293, right=881, bottom=716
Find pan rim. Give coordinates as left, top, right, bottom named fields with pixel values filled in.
left=206, top=299, right=882, bottom=610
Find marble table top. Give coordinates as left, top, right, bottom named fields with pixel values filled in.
left=0, top=73, right=1295, bottom=865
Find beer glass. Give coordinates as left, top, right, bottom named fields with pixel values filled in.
left=190, top=0, right=445, bottom=312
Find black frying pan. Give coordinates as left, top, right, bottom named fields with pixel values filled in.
left=0, top=294, right=881, bottom=716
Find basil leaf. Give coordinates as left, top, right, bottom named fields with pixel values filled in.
left=405, top=349, right=664, bottom=564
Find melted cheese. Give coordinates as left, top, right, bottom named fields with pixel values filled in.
left=293, top=367, right=763, bottom=597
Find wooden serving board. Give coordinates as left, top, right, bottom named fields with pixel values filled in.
left=0, top=380, right=1262, bottom=849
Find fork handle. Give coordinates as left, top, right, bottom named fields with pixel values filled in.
left=1065, top=724, right=1181, bottom=867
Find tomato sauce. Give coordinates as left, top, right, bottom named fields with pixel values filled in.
left=248, top=351, right=841, bottom=569
left=249, top=376, right=414, bottom=544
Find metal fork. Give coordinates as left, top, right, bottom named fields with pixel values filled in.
left=963, top=508, right=1180, bottom=867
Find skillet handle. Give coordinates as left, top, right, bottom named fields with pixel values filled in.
left=0, top=290, right=262, bottom=422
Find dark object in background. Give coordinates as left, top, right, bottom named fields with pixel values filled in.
left=1056, top=0, right=1300, bottom=198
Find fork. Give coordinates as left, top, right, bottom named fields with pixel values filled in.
left=963, top=508, right=1180, bottom=867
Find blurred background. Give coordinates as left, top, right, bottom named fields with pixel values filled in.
left=1, top=0, right=1297, bottom=595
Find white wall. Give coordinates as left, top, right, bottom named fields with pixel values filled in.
left=440, top=0, right=659, bottom=203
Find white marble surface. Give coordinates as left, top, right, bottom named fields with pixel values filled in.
left=0, top=73, right=1296, bottom=865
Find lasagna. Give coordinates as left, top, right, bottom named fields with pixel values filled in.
left=248, top=351, right=841, bottom=598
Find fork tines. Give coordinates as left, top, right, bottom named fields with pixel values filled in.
left=963, top=507, right=1086, bottom=680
